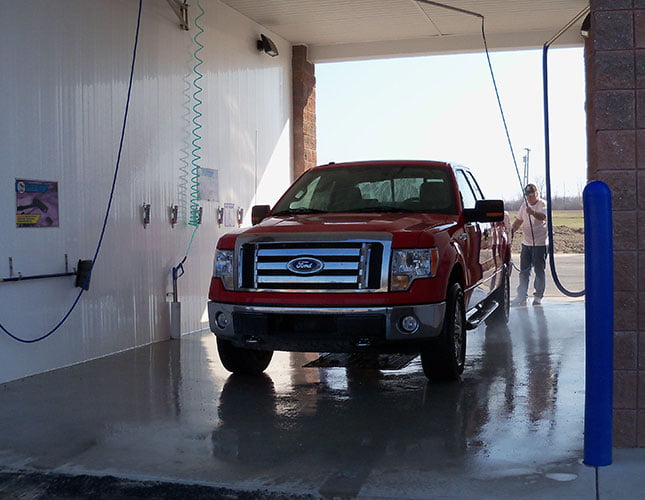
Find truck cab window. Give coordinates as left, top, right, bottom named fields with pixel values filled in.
left=456, top=170, right=478, bottom=209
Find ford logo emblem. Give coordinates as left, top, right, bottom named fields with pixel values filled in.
left=287, top=257, right=324, bottom=275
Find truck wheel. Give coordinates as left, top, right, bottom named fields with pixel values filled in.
left=217, top=338, right=273, bottom=375
left=421, top=282, right=466, bottom=381
left=486, top=266, right=510, bottom=326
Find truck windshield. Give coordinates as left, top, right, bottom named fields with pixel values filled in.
left=272, top=164, right=457, bottom=215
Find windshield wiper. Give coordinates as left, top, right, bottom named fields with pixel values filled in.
left=272, top=208, right=327, bottom=216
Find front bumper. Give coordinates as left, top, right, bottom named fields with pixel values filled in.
left=208, top=301, right=446, bottom=353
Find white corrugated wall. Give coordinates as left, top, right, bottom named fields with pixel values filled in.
left=0, top=0, right=292, bottom=383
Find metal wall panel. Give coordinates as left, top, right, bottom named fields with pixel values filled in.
left=0, top=0, right=292, bottom=382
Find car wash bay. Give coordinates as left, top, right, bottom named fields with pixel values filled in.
left=2, top=0, right=645, bottom=498
left=0, top=264, right=643, bottom=498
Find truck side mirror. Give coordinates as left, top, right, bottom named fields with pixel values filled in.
left=464, top=199, right=505, bottom=223
left=251, top=205, right=271, bottom=225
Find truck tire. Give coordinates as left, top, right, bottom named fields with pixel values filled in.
left=217, top=338, right=273, bottom=375
left=421, top=282, right=466, bottom=381
left=486, top=266, right=510, bottom=326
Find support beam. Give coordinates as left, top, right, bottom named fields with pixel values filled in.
left=292, top=45, right=317, bottom=180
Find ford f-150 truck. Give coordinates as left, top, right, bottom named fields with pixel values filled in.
left=208, top=160, right=510, bottom=381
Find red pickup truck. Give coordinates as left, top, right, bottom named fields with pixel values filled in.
left=208, top=160, right=510, bottom=381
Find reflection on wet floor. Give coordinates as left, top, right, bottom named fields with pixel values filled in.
left=0, top=301, right=587, bottom=498
left=210, top=302, right=585, bottom=496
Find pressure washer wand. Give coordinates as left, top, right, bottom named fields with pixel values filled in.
left=170, top=257, right=186, bottom=340
left=172, top=259, right=186, bottom=300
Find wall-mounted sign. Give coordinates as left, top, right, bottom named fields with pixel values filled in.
left=16, top=179, right=59, bottom=228
left=224, top=203, right=235, bottom=227
left=199, top=168, right=219, bottom=202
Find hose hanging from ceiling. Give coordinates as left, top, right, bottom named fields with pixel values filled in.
left=173, top=0, right=205, bottom=283
left=416, top=0, right=587, bottom=298
left=1, top=0, right=144, bottom=342
left=542, top=7, right=589, bottom=298
left=188, top=0, right=205, bottom=231
left=416, top=1, right=526, bottom=212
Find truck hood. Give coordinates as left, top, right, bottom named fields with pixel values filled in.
left=219, top=213, right=457, bottom=248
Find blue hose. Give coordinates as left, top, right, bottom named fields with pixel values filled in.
left=1, top=0, right=143, bottom=342
left=542, top=19, right=586, bottom=297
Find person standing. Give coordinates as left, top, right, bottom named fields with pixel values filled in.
left=511, top=184, right=548, bottom=306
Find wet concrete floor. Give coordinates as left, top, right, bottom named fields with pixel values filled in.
left=0, top=255, right=642, bottom=499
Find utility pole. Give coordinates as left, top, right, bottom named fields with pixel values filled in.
left=522, top=148, right=530, bottom=187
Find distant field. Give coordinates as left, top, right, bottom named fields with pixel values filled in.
left=551, top=210, right=583, bottom=229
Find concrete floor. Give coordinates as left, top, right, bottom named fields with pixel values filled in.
left=1, top=254, right=643, bottom=499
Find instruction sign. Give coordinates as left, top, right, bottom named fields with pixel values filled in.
left=16, top=179, right=59, bottom=228
left=224, top=203, right=235, bottom=227
left=199, top=168, right=219, bottom=202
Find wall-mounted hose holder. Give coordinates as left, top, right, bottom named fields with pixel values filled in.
left=74, top=260, right=93, bottom=290
left=0, top=255, right=93, bottom=290
left=170, top=205, right=179, bottom=227
left=166, top=0, right=189, bottom=30
left=142, top=203, right=151, bottom=227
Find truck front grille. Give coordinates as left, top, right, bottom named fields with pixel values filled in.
left=238, top=240, right=386, bottom=291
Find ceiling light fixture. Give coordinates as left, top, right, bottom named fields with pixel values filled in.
left=257, top=34, right=279, bottom=57
left=580, top=13, right=590, bottom=38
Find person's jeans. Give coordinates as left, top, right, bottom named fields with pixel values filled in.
left=516, top=244, right=547, bottom=299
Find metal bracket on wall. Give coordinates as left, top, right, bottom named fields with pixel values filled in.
left=170, top=205, right=179, bottom=228
left=142, top=203, right=151, bottom=227
left=0, top=254, right=85, bottom=286
left=166, top=0, right=189, bottom=31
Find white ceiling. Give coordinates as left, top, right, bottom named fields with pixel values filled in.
left=221, top=0, right=590, bottom=62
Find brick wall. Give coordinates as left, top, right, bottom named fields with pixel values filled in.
left=586, top=0, right=644, bottom=447
left=292, top=45, right=317, bottom=180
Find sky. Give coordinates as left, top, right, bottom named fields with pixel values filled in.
left=315, top=47, right=586, bottom=201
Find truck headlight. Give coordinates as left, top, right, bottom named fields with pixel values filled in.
left=214, top=250, right=234, bottom=290
left=390, top=248, right=439, bottom=291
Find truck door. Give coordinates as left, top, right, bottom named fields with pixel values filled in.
left=455, top=170, right=494, bottom=308
left=464, top=170, right=503, bottom=294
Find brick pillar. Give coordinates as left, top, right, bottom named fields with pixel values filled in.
left=292, top=45, right=317, bottom=180
left=586, top=0, right=643, bottom=447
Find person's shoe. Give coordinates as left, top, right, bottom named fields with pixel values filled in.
left=511, top=297, right=527, bottom=307
left=532, top=296, right=542, bottom=306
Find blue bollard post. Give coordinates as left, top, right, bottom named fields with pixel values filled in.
left=583, top=181, right=613, bottom=467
